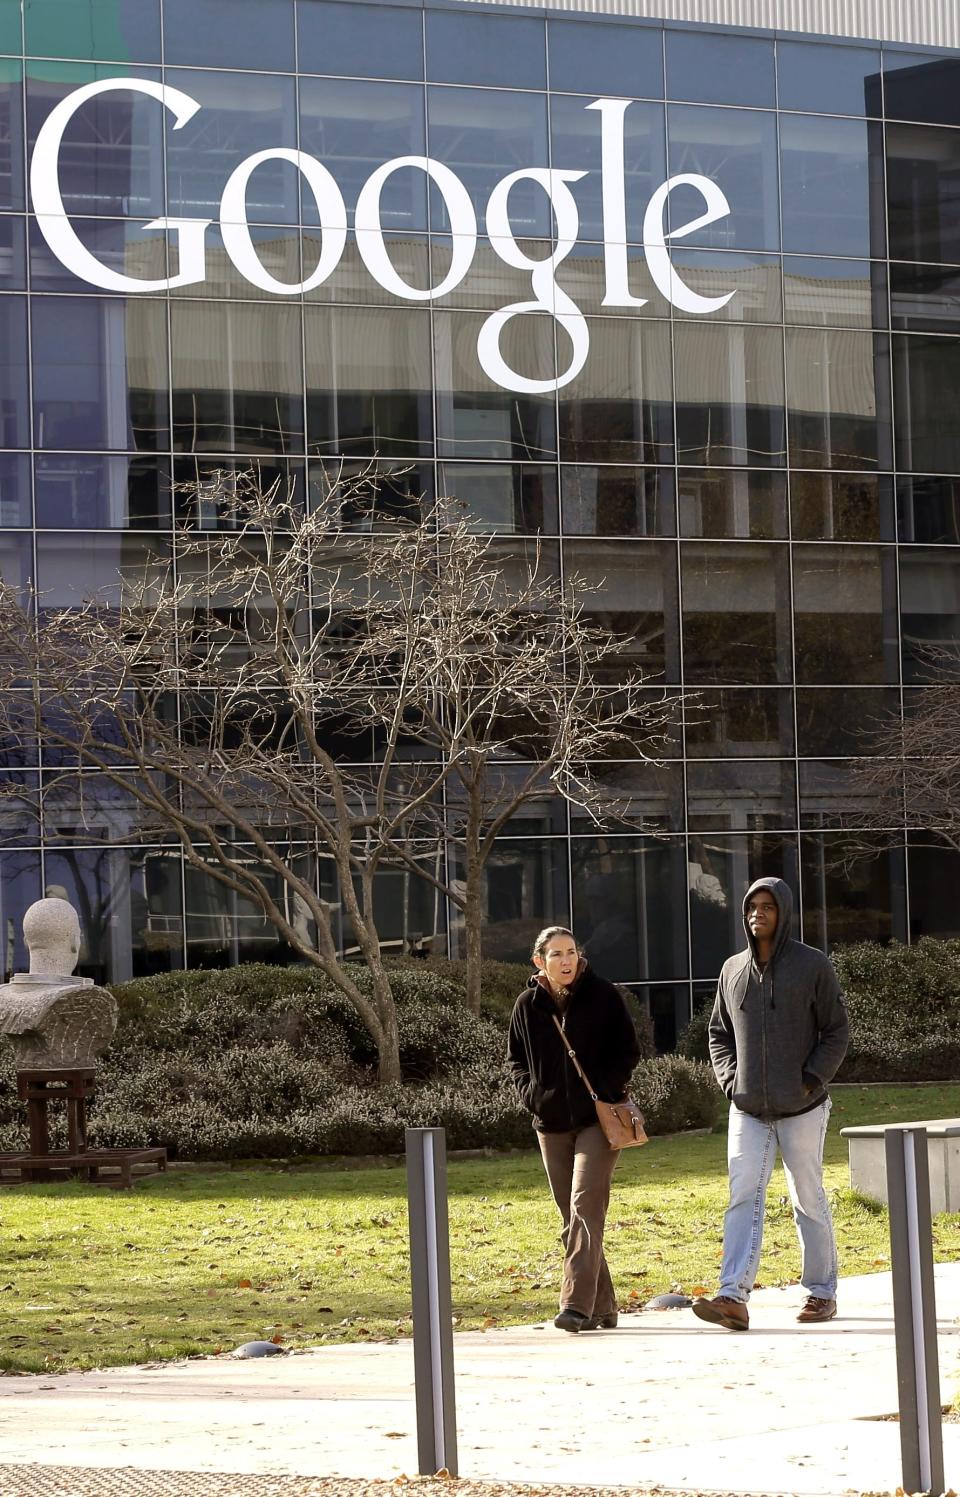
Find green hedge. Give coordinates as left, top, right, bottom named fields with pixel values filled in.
left=677, top=938, right=960, bottom=1084
left=834, top=938, right=960, bottom=1082
left=0, top=961, right=714, bottom=1160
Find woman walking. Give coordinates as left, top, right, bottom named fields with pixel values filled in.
left=507, top=925, right=641, bottom=1333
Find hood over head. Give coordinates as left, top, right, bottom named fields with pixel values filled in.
left=742, top=877, right=794, bottom=965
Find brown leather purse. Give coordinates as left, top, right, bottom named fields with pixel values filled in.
left=552, top=1015, right=648, bottom=1150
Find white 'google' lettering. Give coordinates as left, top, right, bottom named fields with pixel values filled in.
left=29, top=77, right=736, bottom=395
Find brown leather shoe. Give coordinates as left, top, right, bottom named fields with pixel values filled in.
left=691, top=1294, right=749, bottom=1331
left=797, top=1295, right=837, bottom=1323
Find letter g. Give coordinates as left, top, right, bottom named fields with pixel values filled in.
left=30, top=77, right=210, bottom=293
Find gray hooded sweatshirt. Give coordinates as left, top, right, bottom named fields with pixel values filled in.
left=707, top=877, right=849, bottom=1121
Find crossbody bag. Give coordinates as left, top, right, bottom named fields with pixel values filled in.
left=551, top=1014, right=648, bottom=1150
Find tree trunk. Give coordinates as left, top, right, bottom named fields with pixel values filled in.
left=463, top=862, right=484, bottom=1015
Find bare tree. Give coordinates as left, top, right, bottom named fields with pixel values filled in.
left=844, top=643, right=960, bottom=856
left=0, top=467, right=679, bottom=1072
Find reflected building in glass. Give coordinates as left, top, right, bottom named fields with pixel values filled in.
left=2, top=0, right=960, bottom=1046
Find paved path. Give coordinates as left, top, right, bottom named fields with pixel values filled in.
left=0, top=1267, right=959, bottom=1495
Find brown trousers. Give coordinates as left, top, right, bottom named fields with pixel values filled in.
left=537, top=1123, right=620, bottom=1318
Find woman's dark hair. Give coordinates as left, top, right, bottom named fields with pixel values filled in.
left=531, top=925, right=580, bottom=960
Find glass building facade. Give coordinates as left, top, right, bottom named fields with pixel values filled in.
left=2, top=0, right=960, bottom=1044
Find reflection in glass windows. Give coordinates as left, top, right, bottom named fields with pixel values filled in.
left=33, top=296, right=168, bottom=452
left=565, top=539, right=680, bottom=682
left=795, top=686, right=900, bottom=757
left=311, top=458, right=431, bottom=530
left=173, top=301, right=302, bottom=455
left=883, top=53, right=960, bottom=130
left=687, top=759, right=796, bottom=832
left=669, top=250, right=782, bottom=324
left=800, top=834, right=906, bottom=947
left=790, top=472, right=894, bottom=542
left=666, top=29, right=774, bottom=109
left=297, top=1, right=424, bottom=83
left=440, top=463, right=558, bottom=534
left=907, top=835, right=960, bottom=939
left=893, top=334, right=960, bottom=475
left=674, top=323, right=785, bottom=467
left=427, top=87, right=549, bottom=237
left=425, top=9, right=545, bottom=90
left=0, top=296, right=28, bottom=449
left=0, top=63, right=23, bottom=212
left=886, top=122, right=960, bottom=265
left=0, top=454, right=31, bottom=527
left=299, top=78, right=427, bottom=232
left=799, top=758, right=889, bottom=828
left=779, top=115, right=883, bottom=259
left=786, top=328, right=891, bottom=470
left=559, top=318, right=673, bottom=465
left=899, top=549, right=960, bottom=680
left=572, top=836, right=688, bottom=982
left=307, top=304, right=432, bottom=457
left=897, top=476, right=960, bottom=544
left=685, top=687, right=794, bottom=758
left=0, top=214, right=26, bottom=288
left=667, top=106, right=780, bottom=252
left=678, top=468, right=787, bottom=539
left=35, top=453, right=171, bottom=529
left=450, top=836, right=568, bottom=964
left=561, top=465, right=674, bottom=537
left=568, top=762, right=684, bottom=832
left=688, top=833, right=798, bottom=977
left=681, top=544, right=791, bottom=685
left=0, top=851, right=42, bottom=982
left=24, top=0, right=161, bottom=64
left=165, top=69, right=298, bottom=227
left=183, top=847, right=316, bottom=970
left=164, top=0, right=295, bottom=73
left=28, top=216, right=168, bottom=294
left=174, top=456, right=304, bottom=530
left=783, top=257, right=886, bottom=331
left=549, top=96, right=666, bottom=246
left=777, top=39, right=881, bottom=118
left=434, top=309, right=554, bottom=461
left=547, top=17, right=663, bottom=102
left=793, top=545, right=898, bottom=685
left=26, top=65, right=161, bottom=218
left=34, top=532, right=168, bottom=608
left=891, top=263, right=960, bottom=332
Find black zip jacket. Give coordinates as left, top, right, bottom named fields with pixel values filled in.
left=506, top=966, right=642, bottom=1133
left=708, top=876, right=849, bottom=1121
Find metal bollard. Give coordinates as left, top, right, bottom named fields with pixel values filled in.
left=885, top=1126, right=944, bottom=1496
left=405, top=1126, right=458, bottom=1478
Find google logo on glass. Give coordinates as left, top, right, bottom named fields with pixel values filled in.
left=30, top=78, right=737, bottom=395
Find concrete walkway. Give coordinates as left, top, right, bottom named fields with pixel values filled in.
left=0, top=1266, right=959, bottom=1495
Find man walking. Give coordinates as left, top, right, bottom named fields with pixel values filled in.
left=692, top=876, right=849, bottom=1331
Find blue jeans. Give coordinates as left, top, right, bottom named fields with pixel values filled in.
left=719, top=1098, right=837, bottom=1304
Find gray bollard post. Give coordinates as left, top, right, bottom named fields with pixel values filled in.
left=405, top=1126, right=458, bottom=1477
left=885, top=1126, right=944, bottom=1496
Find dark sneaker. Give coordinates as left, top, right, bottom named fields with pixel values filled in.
left=582, top=1311, right=618, bottom=1330
left=797, top=1295, right=837, bottom=1323
left=554, top=1307, right=590, bottom=1333
left=691, top=1294, right=749, bottom=1331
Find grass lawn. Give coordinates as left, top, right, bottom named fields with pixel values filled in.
left=1, top=1083, right=959, bottom=1374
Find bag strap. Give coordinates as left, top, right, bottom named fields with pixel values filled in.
left=552, top=1014, right=599, bottom=1100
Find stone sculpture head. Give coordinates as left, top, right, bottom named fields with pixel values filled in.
left=22, top=898, right=82, bottom=978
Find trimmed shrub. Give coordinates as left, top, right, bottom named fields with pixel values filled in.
left=834, top=938, right=960, bottom=1082
left=676, top=1004, right=711, bottom=1065
left=631, top=1054, right=723, bottom=1135
left=0, top=960, right=728, bottom=1160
